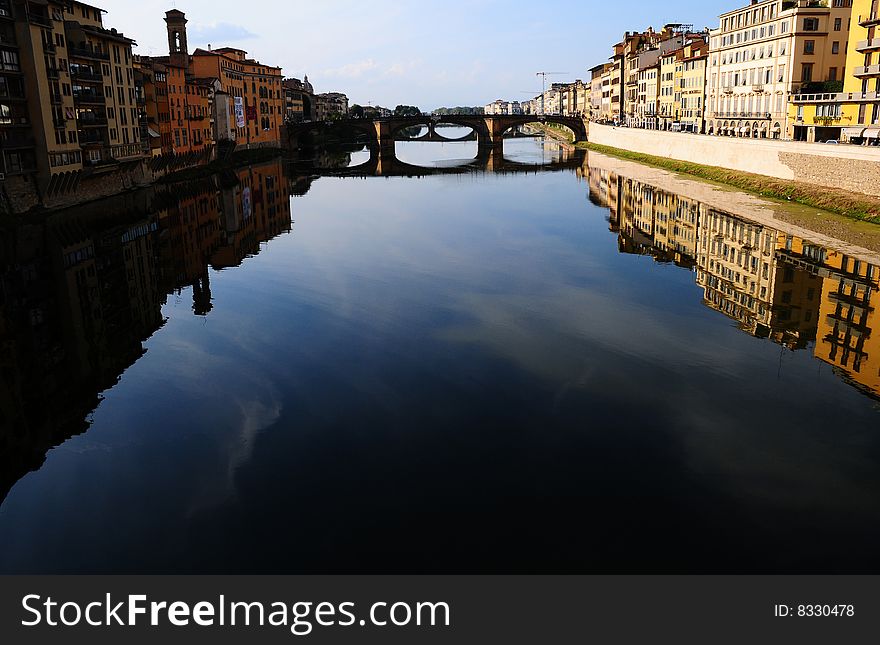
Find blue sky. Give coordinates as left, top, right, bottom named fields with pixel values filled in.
left=102, top=0, right=735, bottom=109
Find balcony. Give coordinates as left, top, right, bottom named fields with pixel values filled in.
left=854, top=64, right=880, bottom=78
left=46, top=67, right=59, bottom=80
left=0, top=131, right=35, bottom=149
left=723, top=85, right=734, bottom=94
left=68, top=46, right=109, bottom=62
left=752, top=84, right=765, bottom=93
left=856, top=38, right=880, bottom=53
left=50, top=93, right=62, bottom=105
left=53, top=115, right=66, bottom=128
left=78, top=131, right=105, bottom=145
left=27, top=13, right=53, bottom=29
left=73, top=91, right=105, bottom=105
left=44, top=41, right=57, bottom=54
left=78, top=116, right=108, bottom=127
left=71, top=69, right=104, bottom=83
left=859, top=13, right=880, bottom=28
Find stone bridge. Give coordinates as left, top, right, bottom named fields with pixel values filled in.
left=287, top=114, right=588, bottom=151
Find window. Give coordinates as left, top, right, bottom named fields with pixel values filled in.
left=802, top=63, right=813, bottom=82
left=803, top=18, right=819, bottom=31
left=832, top=41, right=840, bottom=54
left=834, top=18, right=842, bottom=31
left=804, top=40, right=815, bottom=55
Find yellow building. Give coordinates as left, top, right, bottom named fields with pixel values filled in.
left=679, top=37, right=708, bottom=133
left=658, top=47, right=678, bottom=130
left=789, top=0, right=880, bottom=143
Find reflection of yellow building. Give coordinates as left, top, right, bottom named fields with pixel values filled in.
left=815, top=251, right=880, bottom=397
left=585, top=157, right=880, bottom=399
left=789, top=0, right=880, bottom=143
left=697, top=209, right=779, bottom=336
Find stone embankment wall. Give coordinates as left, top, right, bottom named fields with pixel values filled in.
left=2, top=162, right=157, bottom=215
left=588, top=123, right=880, bottom=197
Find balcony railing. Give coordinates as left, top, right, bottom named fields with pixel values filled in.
left=791, top=91, right=880, bottom=103
left=27, top=13, right=53, bottom=29
left=752, top=84, right=765, bottom=93
left=859, top=13, right=880, bottom=28
left=53, top=115, right=66, bottom=128
left=44, top=41, right=56, bottom=54
left=854, top=64, right=880, bottom=78
left=78, top=132, right=106, bottom=145
left=46, top=67, right=59, bottom=80
left=71, top=69, right=104, bottom=83
left=0, top=131, right=35, bottom=148
left=73, top=91, right=105, bottom=105
left=712, top=112, right=772, bottom=119
left=856, top=38, right=880, bottom=52
left=68, top=46, right=109, bottom=61
left=78, top=116, right=108, bottom=127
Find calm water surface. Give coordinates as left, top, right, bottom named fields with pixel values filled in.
left=1, top=137, right=879, bottom=573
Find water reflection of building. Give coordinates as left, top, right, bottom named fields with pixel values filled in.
left=0, top=159, right=295, bottom=504
left=212, top=159, right=292, bottom=269
left=798, top=246, right=880, bottom=399
left=589, top=167, right=879, bottom=399
left=610, top=176, right=699, bottom=269
left=0, top=192, right=164, bottom=504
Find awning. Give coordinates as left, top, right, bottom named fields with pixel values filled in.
left=863, top=127, right=880, bottom=139
left=147, top=127, right=160, bottom=138
left=843, top=127, right=867, bottom=138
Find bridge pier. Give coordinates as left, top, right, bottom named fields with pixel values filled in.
left=483, top=118, right=506, bottom=146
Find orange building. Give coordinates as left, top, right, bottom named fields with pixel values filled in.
left=191, top=46, right=284, bottom=147
left=163, top=63, right=211, bottom=153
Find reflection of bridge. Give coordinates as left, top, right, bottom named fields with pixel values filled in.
left=288, top=114, right=587, bottom=152
left=291, top=145, right=587, bottom=179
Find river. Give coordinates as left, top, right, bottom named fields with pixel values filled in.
left=1, top=134, right=878, bottom=573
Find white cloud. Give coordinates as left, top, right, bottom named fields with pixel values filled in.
left=189, top=22, right=257, bottom=43
left=321, top=59, right=379, bottom=79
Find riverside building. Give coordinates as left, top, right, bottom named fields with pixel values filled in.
left=705, top=0, right=853, bottom=140
left=6, top=0, right=145, bottom=195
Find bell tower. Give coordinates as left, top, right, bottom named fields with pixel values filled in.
left=165, top=9, right=189, bottom=71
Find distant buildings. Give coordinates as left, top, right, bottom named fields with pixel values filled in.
left=282, top=76, right=315, bottom=122
left=484, top=99, right=523, bottom=115
left=315, top=91, right=349, bottom=120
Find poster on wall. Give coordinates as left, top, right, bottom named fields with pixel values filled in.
left=246, top=105, right=257, bottom=122
left=234, top=97, right=245, bottom=129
